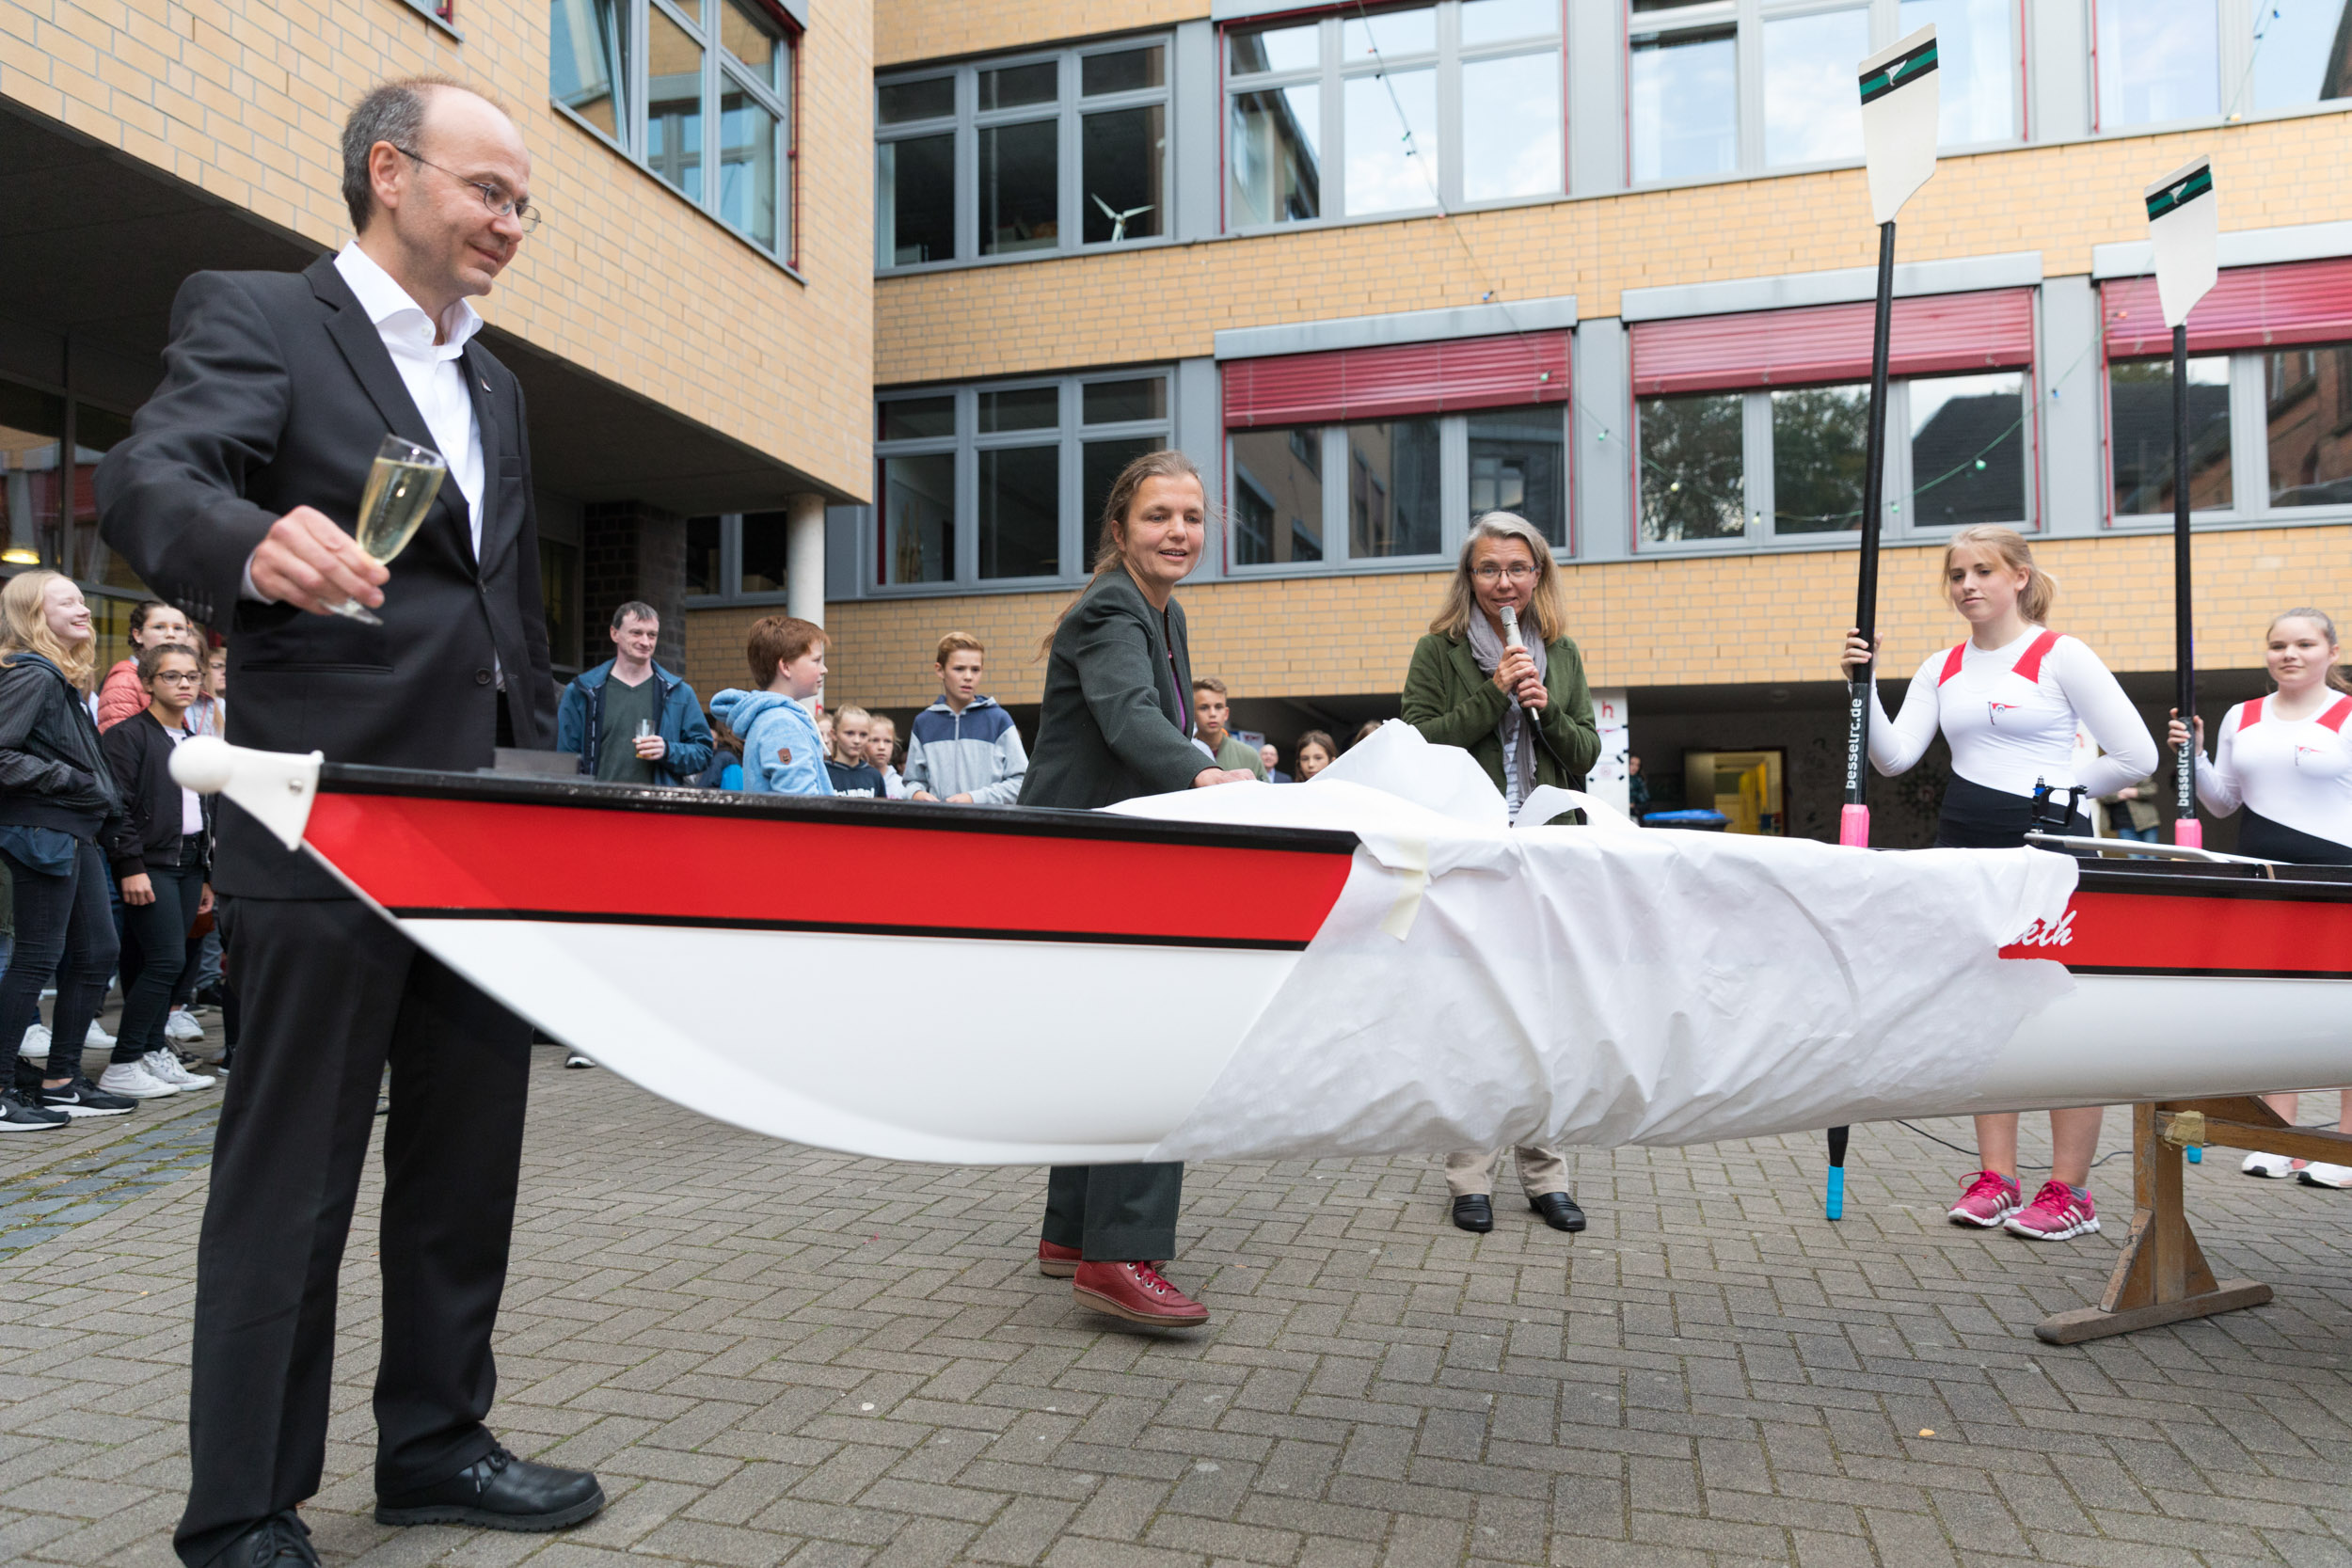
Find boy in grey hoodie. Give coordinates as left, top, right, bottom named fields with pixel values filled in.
left=709, top=616, right=834, bottom=797
left=906, top=632, right=1027, bottom=804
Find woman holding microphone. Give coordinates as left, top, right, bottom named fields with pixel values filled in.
left=2169, top=608, right=2352, bottom=1187
left=1837, top=526, right=2156, bottom=1241
left=1021, top=451, right=1251, bottom=1327
left=1403, top=511, right=1600, bottom=1235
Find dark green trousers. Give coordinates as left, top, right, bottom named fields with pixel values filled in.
left=1042, top=1163, right=1183, bottom=1261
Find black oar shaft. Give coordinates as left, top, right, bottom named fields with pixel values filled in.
left=1842, top=221, right=1899, bottom=824
left=2172, top=324, right=2198, bottom=839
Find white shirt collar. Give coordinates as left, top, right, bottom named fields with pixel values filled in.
left=334, top=241, right=484, bottom=357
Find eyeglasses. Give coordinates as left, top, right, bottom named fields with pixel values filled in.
left=1470, top=564, right=1538, bottom=583
left=394, top=148, right=543, bottom=232
left=151, top=671, right=204, bottom=686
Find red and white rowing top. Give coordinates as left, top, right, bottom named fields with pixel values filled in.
left=2197, top=693, right=2352, bottom=848
left=1867, top=627, right=2157, bottom=800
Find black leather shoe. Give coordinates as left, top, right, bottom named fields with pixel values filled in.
left=1531, top=1192, right=1587, bottom=1232
left=375, top=1445, right=605, bottom=1531
left=204, top=1511, right=318, bottom=1567
left=1451, top=1194, right=1494, bottom=1233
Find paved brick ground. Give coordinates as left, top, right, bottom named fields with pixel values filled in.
left=0, top=1049, right=2345, bottom=1567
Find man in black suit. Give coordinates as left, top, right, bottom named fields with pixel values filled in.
left=98, top=79, right=602, bottom=1568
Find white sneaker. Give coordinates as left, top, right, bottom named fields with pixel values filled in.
left=84, top=1019, right=115, bottom=1050
left=2241, top=1151, right=2298, bottom=1179
left=18, top=1022, right=49, bottom=1062
left=143, top=1049, right=214, bottom=1090
left=2297, top=1162, right=2352, bottom=1189
left=96, top=1060, right=178, bottom=1099
left=165, top=1008, right=203, bottom=1043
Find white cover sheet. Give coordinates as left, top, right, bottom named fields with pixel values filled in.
left=1108, top=723, right=2077, bottom=1162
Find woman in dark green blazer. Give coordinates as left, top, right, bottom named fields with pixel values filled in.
left=1402, top=510, right=1601, bottom=1238
left=1019, top=450, right=1252, bottom=1330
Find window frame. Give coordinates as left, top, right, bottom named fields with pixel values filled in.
left=866, top=370, right=1178, bottom=594
left=550, top=0, right=801, bottom=266
left=2098, top=341, right=2352, bottom=530
left=682, top=512, right=799, bottom=607
left=2090, top=0, right=2352, bottom=135
left=1223, top=404, right=1574, bottom=578
left=875, top=35, right=1178, bottom=275
left=1222, top=0, right=1568, bottom=235
left=1631, top=369, right=2042, bottom=552
left=1624, top=0, right=2028, bottom=189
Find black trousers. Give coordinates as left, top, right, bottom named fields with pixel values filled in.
left=117, top=851, right=204, bottom=1064
left=0, top=841, right=119, bottom=1087
left=175, top=897, right=533, bottom=1568
left=1041, top=1163, right=1184, bottom=1261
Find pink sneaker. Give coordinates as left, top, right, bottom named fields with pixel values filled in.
left=2006, top=1180, right=2100, bottom=1241
left=1947, top=1170, right=2021, bottom=1227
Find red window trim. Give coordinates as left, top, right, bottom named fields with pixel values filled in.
left=1222, top=331, right=1571, bottom=428
left=2100, top=256, right=2352, bottom=359
left=1629, top=288, right=2037, bottom=398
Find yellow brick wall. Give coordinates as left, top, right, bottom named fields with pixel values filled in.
left=878, top=0, right=1200, bottom=68
left=689, top=526, right=2344, bottom=707
left=876, top=114, right=2352, bottom=386
left=2, top=0, right=874, bottom=499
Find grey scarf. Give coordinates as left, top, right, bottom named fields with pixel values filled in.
left=1465, top=610, right=1544, bottom=812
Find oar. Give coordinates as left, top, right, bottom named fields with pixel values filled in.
left=1828, top=24, right=1941, bottom=1221
left=2143, top=157, right=2217, bottom=849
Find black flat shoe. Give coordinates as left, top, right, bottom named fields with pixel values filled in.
left=203, top=1511, right=318, bottom=1567
left=375, top=1445, right=605, bottom=1531
left=1531, top=1192, right=1586, bottom=1232
left=1451, top=1195, right=1494, bottom=1233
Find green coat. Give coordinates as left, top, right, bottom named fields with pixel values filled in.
left=1401, top=628, right=1601, bottom=798
left=1020, top=567, right=1210, bottom=811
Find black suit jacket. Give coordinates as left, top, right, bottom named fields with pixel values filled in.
left=97, top=255, right=557, bottom=897
left=1018, top=567, right=1206, bottom=812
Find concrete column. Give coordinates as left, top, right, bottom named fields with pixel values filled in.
left=786, top=492, right=826, bottom=626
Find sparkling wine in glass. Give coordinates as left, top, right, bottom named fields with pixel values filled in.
left=328, top=436, right=448, bottom=625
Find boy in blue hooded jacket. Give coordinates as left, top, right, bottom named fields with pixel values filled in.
left=709, top=615, right=834, bottom=797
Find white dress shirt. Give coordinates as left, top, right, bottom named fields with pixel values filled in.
left=333, top=241, right=485, bottom=555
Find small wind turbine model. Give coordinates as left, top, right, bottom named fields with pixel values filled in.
left=1091, top=193, right=1155, bottom=243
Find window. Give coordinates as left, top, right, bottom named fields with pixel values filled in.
left=1232, top=428, right=1326, bottom=564
left=1631, top=292, right=2037, bottom=547
left=876, top=40, right=1171, bottom=270
left=2266, top=345, right=2352, bottom=506
left=870, top=372, right=1174, bottom=590
left=1632, top=0, right=2016, bottom=182
left=682, top=512, right=798, bottom=604
left=2108, top=356, right=2233, bottom=515
left=540, top=539, right=582, bottom=676
left=2095, top=0, right=2219, bottom=129
left=1226, top=0, right=1561, bottom=230
left=1468, top=408, right=1566, bottom=544
left=550, top=0, right=797, bottom=259
left=2248, top=0, right=2352, bottom=112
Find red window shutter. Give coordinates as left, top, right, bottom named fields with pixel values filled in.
left=1629, top=289, right=2036, bottom=396
left=2101, top=257, right=2352, bottom=358
left=1223, top=331, right=1569, bottom=428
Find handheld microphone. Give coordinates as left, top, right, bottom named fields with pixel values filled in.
left=1500, top=607, right=1530, bottom=710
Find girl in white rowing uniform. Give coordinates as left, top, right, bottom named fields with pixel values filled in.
left=2169, top=608, right=2352, bottom=1189
left=1836, top=525, right=2157, bottom=1243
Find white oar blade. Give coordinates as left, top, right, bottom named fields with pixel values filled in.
left=1860, top=24, right=1939, bottom=225
left=2145, top=155, right=2218, bottom=329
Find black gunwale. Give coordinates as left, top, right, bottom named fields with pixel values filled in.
left=319, top=762, right=1363, bottom=857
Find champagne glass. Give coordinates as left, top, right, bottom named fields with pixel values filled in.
left=327, top=436, right=448, bottom=625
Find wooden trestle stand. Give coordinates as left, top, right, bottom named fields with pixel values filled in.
left=2037, top=1097, right=2352, bottom=1343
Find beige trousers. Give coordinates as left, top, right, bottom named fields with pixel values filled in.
left=1445, top=1146, right=1569, bottom=1198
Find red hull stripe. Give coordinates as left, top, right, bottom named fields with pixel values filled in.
left=2001, top=888, right=2352, bottom=975
left=303, top=794, right=1356, bottom=948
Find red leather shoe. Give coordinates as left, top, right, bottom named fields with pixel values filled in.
left=1072, top=1260, right=1209, bottom=1327
left=1037, top=1239, right=1081, bottom=1277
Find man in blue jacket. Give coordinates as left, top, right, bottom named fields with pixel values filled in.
left=556, top=602, right=714, bottom=785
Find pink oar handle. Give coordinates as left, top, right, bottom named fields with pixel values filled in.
left=2173, top=818, right=2203, bottom=849
left=1839, top=803, right=1870, bottom=847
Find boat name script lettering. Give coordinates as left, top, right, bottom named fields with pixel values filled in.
left=2013, top=910, right=2075, bottom=948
